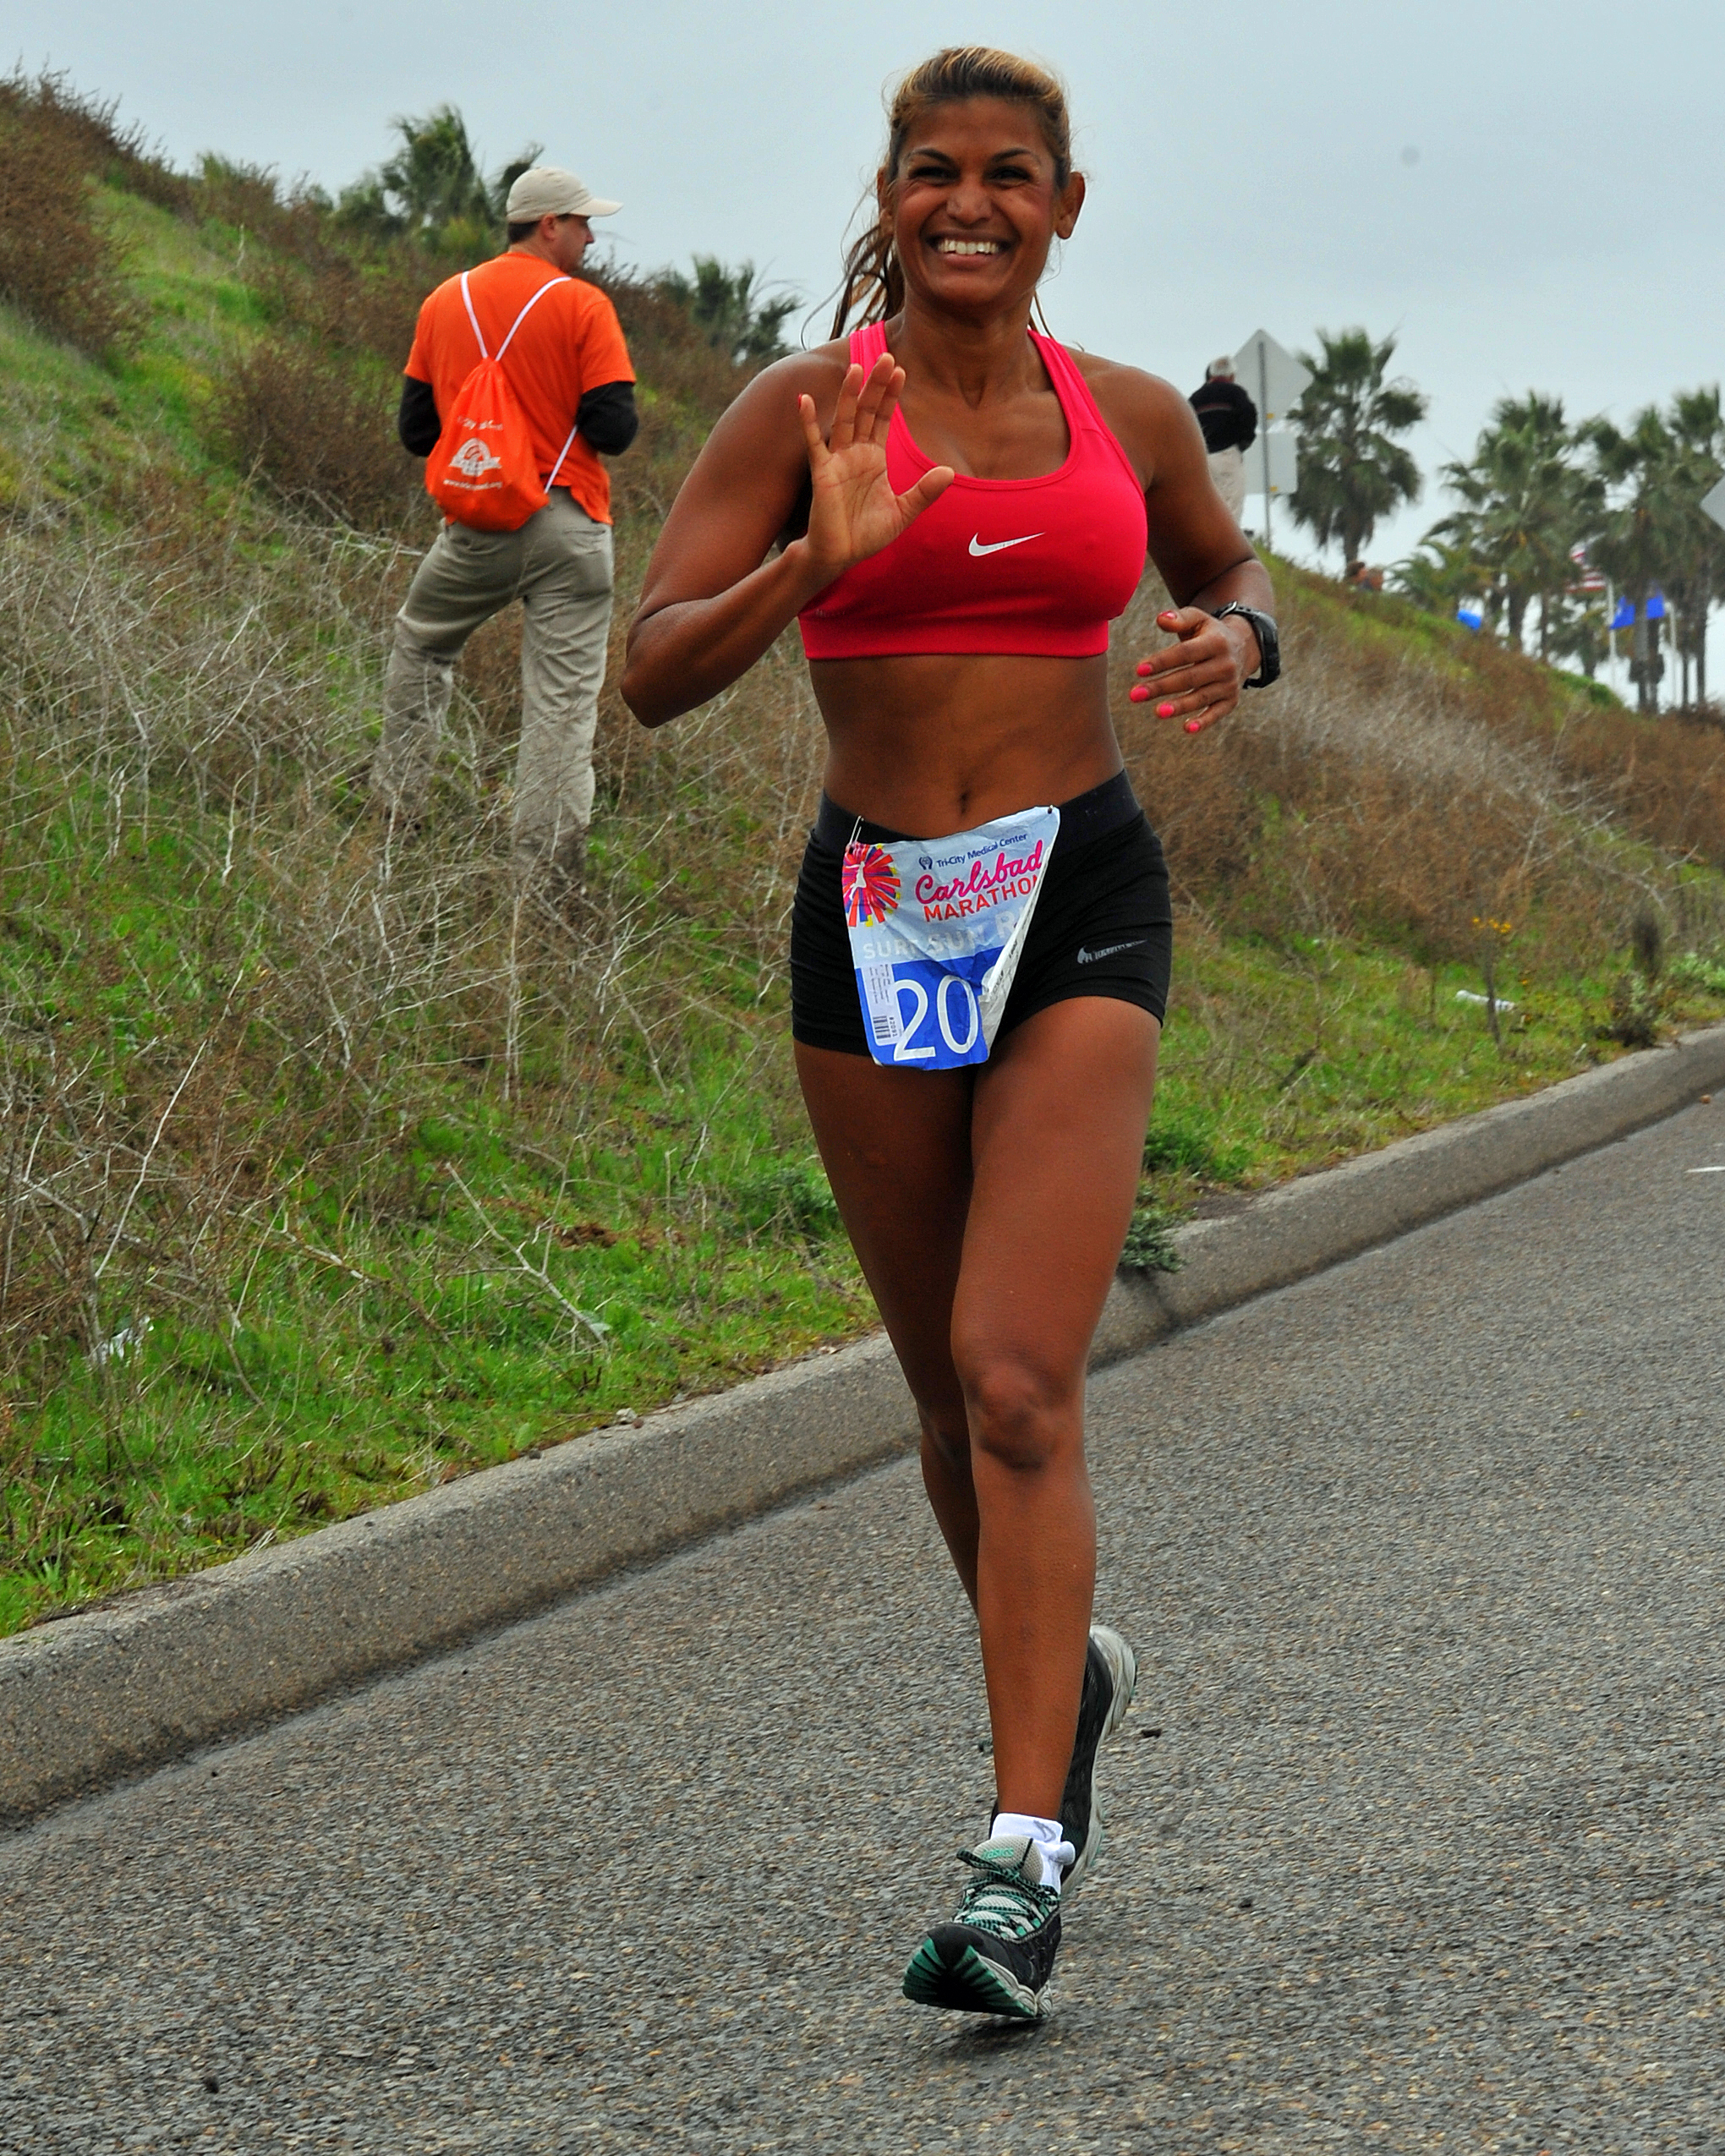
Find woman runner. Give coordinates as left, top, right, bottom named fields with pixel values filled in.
left=622, top=46, right=1279, bottom=2019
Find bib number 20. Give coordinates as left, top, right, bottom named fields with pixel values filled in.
left=874, top=962, right=986, bottom=1070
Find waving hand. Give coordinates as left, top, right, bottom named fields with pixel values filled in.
left=798, top=353, right=954, bottom=577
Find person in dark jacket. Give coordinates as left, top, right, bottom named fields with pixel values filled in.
left=1189, top=358, right=1257, bottom=521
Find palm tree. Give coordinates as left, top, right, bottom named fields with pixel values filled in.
left=1662, top=387, right=1725, bottom=707
left=381, top=108, right=493, bottom=229
left=1546, top=591, right=1612, bottom=681
left=337, top=108, right=540, bottom=243
left=1585, top=406, right=1685, bottom=713
left=653, top=258, right=798, bottom=367
left=1430, top=394, right=1599, bottom=657
left=1390, top=536, right=1481, bottom=620
left=1288, top=328, right=1428, bottom=568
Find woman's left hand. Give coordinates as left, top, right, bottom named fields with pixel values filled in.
left=1128, top=607, right=1259, bottom=734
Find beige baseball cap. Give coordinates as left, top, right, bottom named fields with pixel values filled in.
left=506, top=166, right=622, bottom=222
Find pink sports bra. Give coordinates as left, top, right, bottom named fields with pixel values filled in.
left=797, top=321, right=1149, bottom=661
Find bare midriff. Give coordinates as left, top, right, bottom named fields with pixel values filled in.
left=810, top=651, right=1121, bottom=836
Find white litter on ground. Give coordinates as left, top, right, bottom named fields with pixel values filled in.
left=90, top=1319, right=151, bottom=1366
left=1455, top=989, right=1518, bottom=1010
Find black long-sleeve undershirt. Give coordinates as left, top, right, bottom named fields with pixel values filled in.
left=397, top=375, right=640, bottom=460
left=1189, top=379, right=1258, bottom=455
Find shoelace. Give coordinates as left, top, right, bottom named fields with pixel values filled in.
left=955, top=1850, right=1059, bottom=1941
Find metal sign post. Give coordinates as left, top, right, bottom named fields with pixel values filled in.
left=1606, top=578, right=1616, bottom=694
left=1700, top=481, right=1725, bottom=706
left=1233, top=329, right=1312, bottom=552
left=1257, top=337, right=1273, bottom=548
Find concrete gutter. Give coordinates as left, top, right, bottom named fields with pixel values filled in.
left=5, top=1025, right=1722, bottom=1827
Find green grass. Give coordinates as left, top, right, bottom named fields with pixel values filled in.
left=0, top=769, right=870, bottom=1635
left=3, top=1117, right=864, bottom=1637
left=0, top=191, right=277, bottom=510
left=1156, top=925, right=1725, bottom=1202
left=8, top=865, right=1718, bottom=1638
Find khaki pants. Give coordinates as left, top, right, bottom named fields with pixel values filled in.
left=371, top=490, right=614, bottom=878
left=1208, top=445, right=1247, bottom=523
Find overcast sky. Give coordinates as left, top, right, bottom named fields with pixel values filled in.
left=13, top=0, right=1724, bottom=573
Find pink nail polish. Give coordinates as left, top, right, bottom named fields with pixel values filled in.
left=1129, top=685, right=1148, bottom=702
left=1185, top=719, right=1202, bottom=734
left=1158, top=702, right=1175, bottom=719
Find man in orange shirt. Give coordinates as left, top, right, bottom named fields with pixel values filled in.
left=373, top=165, right=638, bottom=902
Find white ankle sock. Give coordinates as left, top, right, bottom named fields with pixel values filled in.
left=992, top=1811, right=1076, bottom=1891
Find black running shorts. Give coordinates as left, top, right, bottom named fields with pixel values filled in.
left=790, top=769, right=1173, bottom=1058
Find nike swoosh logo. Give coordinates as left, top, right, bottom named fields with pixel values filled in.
left=969, top=532, right=1044, bottom=556
left=1076, top=941, right=1146, bottom=965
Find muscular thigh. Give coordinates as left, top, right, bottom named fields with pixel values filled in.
left=794, top=1043, right=974, bottom=1414
left=953, top=998, right=1159, bottom=1393
left=797, top=995, right=1158, bottom=1410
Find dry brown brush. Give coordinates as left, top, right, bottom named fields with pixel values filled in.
left=213, top=339, right=422, bottom=531
left=0, top=73, right=145, bottom=358
left=1114, top=574, right=1725, bottom=988
left=0, top=448, right=828, bottom=1409
left=5, top=501, right=1708, bottom=1405
left=1550, top=704, right=1725, bottom=871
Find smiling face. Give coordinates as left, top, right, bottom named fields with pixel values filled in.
left=881, top=97, right=1085, bottom=319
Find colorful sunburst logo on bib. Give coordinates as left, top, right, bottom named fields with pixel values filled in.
left=842, top=842, right=901, bottom=926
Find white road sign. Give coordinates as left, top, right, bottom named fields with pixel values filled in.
left=1233, top=329, right=1313, bottom=422
left=1703, top=475, right=1725, bottom=533
left=1246, top=429, right=1299, bottom=499
left=1232, top=331, right=1312, bottom=545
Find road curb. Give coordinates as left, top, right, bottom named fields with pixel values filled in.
left=5, top=1026, right=1722, bottom=1826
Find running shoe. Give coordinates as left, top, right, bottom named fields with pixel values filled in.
left=1058, top=1623, right=1138, bottom=1897
left=901, top=1834, right=1062, bottom=2020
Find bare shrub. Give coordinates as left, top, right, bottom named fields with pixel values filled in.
left=0, top=68, right=189, bottom=212
left=212, top=337, right=427, bottom=531
left=242, top=239, right=429, bottom=368
left=0, top=77, right=137, bottom=357
left=194, top=155, right=290, bottom=236
left=1110, top=570, right=1663, bottom=983
left=0, top=448, right=828, bottom=1414
left=1551, top=706, right=1725, bottom=869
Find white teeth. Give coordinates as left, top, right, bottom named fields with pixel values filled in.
left=934, top=239, right=1003, bottom=256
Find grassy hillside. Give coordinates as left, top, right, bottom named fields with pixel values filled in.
left=2, top=90, right=1723, bottom=1633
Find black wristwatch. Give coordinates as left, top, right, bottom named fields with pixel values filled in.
left=1214, top=603, right=1281, bottom=687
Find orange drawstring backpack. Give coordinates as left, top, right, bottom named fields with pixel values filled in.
left=424, top=272, right=581, bottom=531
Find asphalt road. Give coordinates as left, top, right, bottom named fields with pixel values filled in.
left=5, top=1103, right=1723, bottom=2154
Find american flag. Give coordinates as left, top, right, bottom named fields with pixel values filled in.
left=1569, top=544, right=1606, bottom=595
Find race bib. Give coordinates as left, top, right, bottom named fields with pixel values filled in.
left=841, top=806, right=1060, bottom=1069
